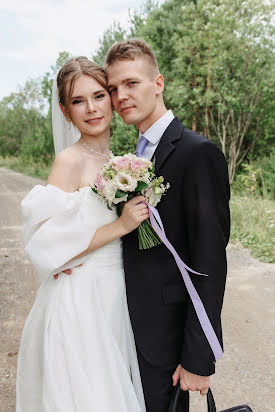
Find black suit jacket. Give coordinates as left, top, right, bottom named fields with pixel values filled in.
left=123, top=117, right=230, bottom=376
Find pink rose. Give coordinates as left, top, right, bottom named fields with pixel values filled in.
left=130, top=159, right=147, bottom=171
left=94, top=173, right=107, bottom=192
left=113, top=157, right=130, bottom=171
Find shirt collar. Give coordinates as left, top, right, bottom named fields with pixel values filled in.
left=141, top=110, right=175, bottom=144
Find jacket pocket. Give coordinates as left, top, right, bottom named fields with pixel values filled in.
left=162, top=282, right=187, bottom=305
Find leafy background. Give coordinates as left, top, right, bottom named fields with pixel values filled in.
left=0, top=0, right=274, bottom=261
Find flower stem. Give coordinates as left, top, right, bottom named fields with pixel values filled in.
left=138, top=219, right=162, bottom=250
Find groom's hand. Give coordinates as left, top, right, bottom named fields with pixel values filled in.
left=54, top=265, right=82, bottom=279
left=172, top=364, right=209, bottom=395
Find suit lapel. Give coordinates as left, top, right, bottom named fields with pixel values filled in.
left=154, top=117, right=183, bottom=174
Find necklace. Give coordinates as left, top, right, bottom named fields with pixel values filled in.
left=81, top=138, right=112, bottom=161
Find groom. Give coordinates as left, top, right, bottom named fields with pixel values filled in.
left=106, top=39, right=230, bottom=411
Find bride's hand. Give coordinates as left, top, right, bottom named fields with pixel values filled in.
left=119, top=196, right=149, bottom=235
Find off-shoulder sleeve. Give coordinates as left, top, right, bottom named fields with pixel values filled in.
left=21, top=185, right=97, bottom=281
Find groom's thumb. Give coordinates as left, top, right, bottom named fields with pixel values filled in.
left=172, top=364, right=181, bottom=386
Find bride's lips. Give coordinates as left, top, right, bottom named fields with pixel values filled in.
left=85, top=117, right=103, bottom=124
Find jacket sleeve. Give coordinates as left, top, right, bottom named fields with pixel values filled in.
left=180, top=140, right=230, bottom=376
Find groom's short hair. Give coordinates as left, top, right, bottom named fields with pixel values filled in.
left=105, top=38, right=159, bottom=78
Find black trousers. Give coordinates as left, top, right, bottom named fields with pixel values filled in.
left=137, top=348, right=188, bottom=412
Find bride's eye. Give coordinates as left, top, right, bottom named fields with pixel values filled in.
left=72, top=99, right=83, bottom=105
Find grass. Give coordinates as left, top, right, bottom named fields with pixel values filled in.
left=230, top=195, right=275, bottom=263
left=0, top=156, right=52, bottom=181
left=1, top=156, right=274, bottom=263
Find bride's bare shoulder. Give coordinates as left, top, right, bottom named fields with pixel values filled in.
left=47, top=145, right=83, bottom=192
left=56, top=144, right=83, bottom=165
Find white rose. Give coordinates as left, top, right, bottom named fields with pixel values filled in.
left=114, top=172, right=137, bottom=192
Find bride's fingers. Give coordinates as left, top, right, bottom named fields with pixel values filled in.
left=137, top=206, right=148, bottom=214
left=139, top=209, right=150, bottom=220
left=133, top=202, right=148, bottom=211
left=127, top=195, right=146, bottom=205
left=140, top=208, right=149, bottom=215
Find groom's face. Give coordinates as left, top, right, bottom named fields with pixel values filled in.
left=107, top=58, right=160, bottom=131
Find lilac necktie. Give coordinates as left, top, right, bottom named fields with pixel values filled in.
left=136, top=135, right=149, bottom=158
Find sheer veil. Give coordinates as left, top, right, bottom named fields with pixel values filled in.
left=51, top=75, right=80, bottom=155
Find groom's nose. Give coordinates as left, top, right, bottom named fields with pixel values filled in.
left=117, top=86, right=128, bottom=102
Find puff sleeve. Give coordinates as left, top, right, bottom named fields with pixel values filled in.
left=21, top=185, right=97, bottom=281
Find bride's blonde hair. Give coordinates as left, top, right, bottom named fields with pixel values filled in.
left=57, top=57, right=108, bottom=116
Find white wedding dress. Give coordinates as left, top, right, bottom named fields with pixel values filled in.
left=16, top=184, right=146, bottom=412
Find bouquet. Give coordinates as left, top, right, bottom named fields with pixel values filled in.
left=92, top=153, right=169, bottom=249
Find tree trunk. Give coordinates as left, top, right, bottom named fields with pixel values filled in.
left=204, top=47, right=211, bottom=139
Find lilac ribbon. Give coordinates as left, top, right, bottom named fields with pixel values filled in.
left=148, top=204, right=223, bottom=362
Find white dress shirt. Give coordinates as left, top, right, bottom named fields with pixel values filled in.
left=141, top=110, right=175, bottom=160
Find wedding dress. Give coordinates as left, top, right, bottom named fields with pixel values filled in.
left=16, top=184, right=146, bottom=412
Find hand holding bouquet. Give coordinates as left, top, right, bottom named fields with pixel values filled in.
left=92, top=153, right=169, bottom=249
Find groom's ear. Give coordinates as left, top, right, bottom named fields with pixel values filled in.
left=154, top=74, right=164, bottom=96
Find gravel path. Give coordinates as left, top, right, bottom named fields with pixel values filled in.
left=0, top=167, right=274, bottom=412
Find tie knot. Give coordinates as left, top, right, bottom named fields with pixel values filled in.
left=136, top=135, right=149, bottom=158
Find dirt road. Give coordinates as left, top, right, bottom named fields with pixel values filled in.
left=0, top=167, right=274, bottom=412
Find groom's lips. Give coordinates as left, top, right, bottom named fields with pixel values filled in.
left=120, top=106, right=135, bottom=113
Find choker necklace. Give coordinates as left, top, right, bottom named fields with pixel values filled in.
left=81, top=138, right=112, bottom=161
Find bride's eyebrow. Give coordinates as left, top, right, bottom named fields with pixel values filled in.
left=70, top=90, right=106, bottom=100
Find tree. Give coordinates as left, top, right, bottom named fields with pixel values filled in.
left=0, top=51, right=72, bottom=163
left=138, top=0, right=275, bottom=182
left=41, top=51, right=72, bottom=107
left=92, top=22, right=127, bottom=66
left=0, top=79, right=47, bottom=159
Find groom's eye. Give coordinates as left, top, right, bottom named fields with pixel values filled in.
left=109, top=88, right=117, bottom=95
left=128, top=81, right=137, bottom=87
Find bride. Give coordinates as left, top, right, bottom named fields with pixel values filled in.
left=16, top=56, right=147, bottom=412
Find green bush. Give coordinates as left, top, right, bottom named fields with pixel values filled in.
left=253, top=149, right=275, bottom=199
left=230, top=195, right=275, bottom=263
left=232, top=149, right=275, bottom=199
left=0, top=156, right=53, bottom=180
left=110, top=112, right=138, bottom=155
